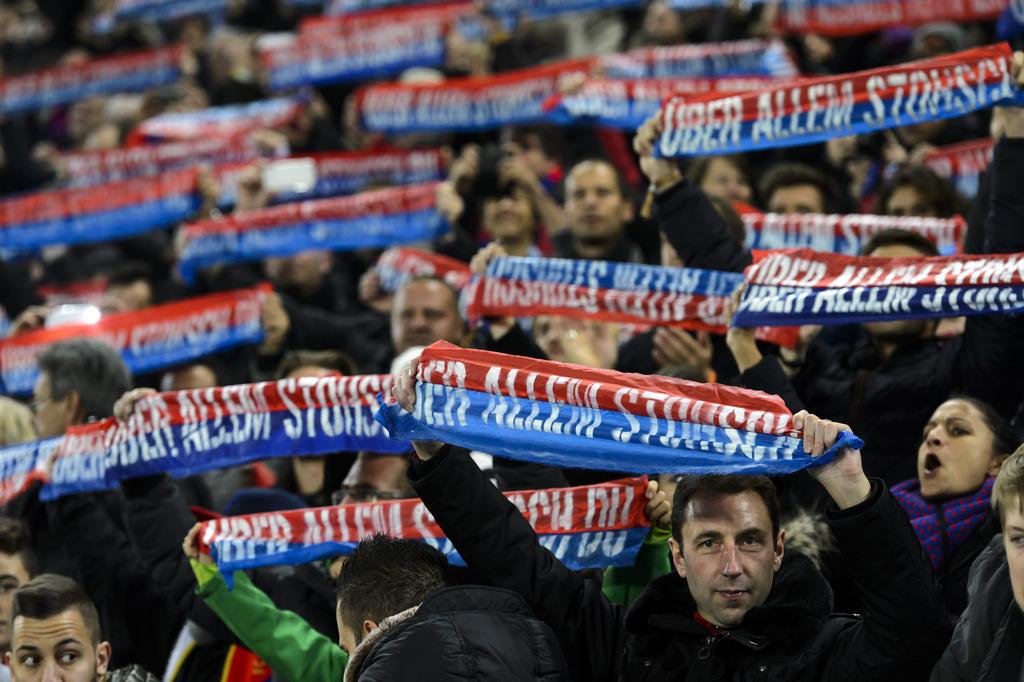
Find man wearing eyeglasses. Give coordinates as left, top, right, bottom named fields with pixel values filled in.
left=29, top=340, right=131, bottom=440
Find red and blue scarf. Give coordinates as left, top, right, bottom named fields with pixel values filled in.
left=890, top=477, right=994, bottom=572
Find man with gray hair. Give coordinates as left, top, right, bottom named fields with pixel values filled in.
left=31, top=339, right=131, bottom=439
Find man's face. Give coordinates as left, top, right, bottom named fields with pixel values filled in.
left=564, top=163, right=633, bottom=245
left=160, top=364, right=218, bottom=392
left=886, top=186, right=938, bottom=218
left=862, top=243, right=932, bottom=340
left=6, top=609, right=109, bottom=682
left=669, top=491, right=783, bottom=628
left=1005, top=504, right=1024, bottom=613
left=264, top=250, right=332, bottom=296
left=31, top=374, right=73, bottom=440
left=482, top=188, right=535, bottom=242
left=767, top=184, right=825, bottom=214
left=0, top=553, right=30, bottom=653
left=390, top=280, right=464, bottom=353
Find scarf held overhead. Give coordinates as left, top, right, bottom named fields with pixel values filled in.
left=775, top=0, right=1012, bottom=37
left=465, top=256, right=799, bottom=348
left=271, top=148, right=446, bottom=203
left=0, top=168, right=198, bottom=253
left=358, top=40, right=796, bottom=133
left=198, top=475, right=650, bottom=579
left=0, top=285, right=268, bottom=396
left=129, top=97, right=304, bottom=144
left=656, top=43, right=1024, bottom=157
left=0, top=46, right=183, bottom=114
left=544, top=76, right=782, bottom=130
left=375, top=341, right=863, bottom=474
left=57, top=137, right=261, bottom=189
left=178, top=182, right=448, bottom=282
left=924, top=138, right=995, bottom=200
left=740, top=211, right=966, bottom=255
left=264, top=3, right=475, bottom=90
left=37, top=373, right=406, bottom=501
left=733, top=248, right=1024, bottom=327
left=375, top=247, right=472, bottom=293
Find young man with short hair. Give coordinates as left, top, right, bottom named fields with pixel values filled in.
left=182, top=530, right=572, bottom=681
left=933, top=448, right=1024, bottom=681
left=4, top=574, right=158, bottom=682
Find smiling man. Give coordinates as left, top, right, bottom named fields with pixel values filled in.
left=4, top=574, right=157, bottom=682
left=667, top=475, right=782, bottom=629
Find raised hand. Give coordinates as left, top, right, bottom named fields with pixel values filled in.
left=393, top=354, right=443, bottom=461
left=113, top=388, right=157, bottom=422
left=633, top=113, right=682, bottom=190
left=794, top=410, right=871, bottom=510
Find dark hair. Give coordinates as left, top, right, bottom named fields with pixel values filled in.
left=707, top=195, right=746, bottom=246
left=276, top=350, right=358, bottom=379
left=874, top=165, right=963, bottom=218
left=671, top=475, right=780, bottom=546
left=0, top=517, right=37, bottom=578
left=687, top=155, right=751, bottom=189
left=993, top=447, right=1024, bottom=526
left=105, top=260, right=155, bottom=289
left=11, top=574, right=101, bottom=645
left=860, top=228, right=939, bottom=257
left=566, top=158, right=633, bottom=202
left=758, top=162, right=837, bottom=213
left=505, top=125, right=566, bottom=165
left=336, top=534, right=450, bottom=637
left=945, top=395, right=1018, bottom=459
left=37, top=340, right=132, bottom=422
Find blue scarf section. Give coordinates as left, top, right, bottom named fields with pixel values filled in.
left=375, top=386, right=863, bottom=475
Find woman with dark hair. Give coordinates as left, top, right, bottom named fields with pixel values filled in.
left=890, top=396, right=1017, bottom=615
left=686, top=154, right=753, bottom=204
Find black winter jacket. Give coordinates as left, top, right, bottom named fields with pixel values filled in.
left=654, top=139, right=1024, bottom=487
left=346, top=585, right=570, bottom=681
left=931, top=534, right=1024, bottom=682
left=410, top=447, right=950, bottom=681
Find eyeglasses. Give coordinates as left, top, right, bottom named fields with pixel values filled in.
left=331, top=486, right=405, bottom=505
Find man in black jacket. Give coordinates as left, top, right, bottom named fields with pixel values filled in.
left=631, top=89, right=1024, bottom=489
left=338, top=533, right=569, bottom=681
left=932, top=448, right=1024, bottom=681
left=391, top=364, right=950, bottom=680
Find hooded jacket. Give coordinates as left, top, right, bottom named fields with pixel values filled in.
left=931, top=534, right=1024, bottom=681
left=345, top=585, right=570, bottom=682
left=409, top=446, right=951, bottom=681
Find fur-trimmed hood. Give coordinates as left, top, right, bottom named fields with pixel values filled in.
left=625, top=552, right=834, bottom=655
left=343, top=605, right=419, bottom=682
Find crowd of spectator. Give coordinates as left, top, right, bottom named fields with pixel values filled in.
left=0, top=0, right=1021, bottom=680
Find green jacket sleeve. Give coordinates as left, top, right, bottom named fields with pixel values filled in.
left=194, top=562, right=348, bottom=682
left=602, top=532, right=672, bottom=608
